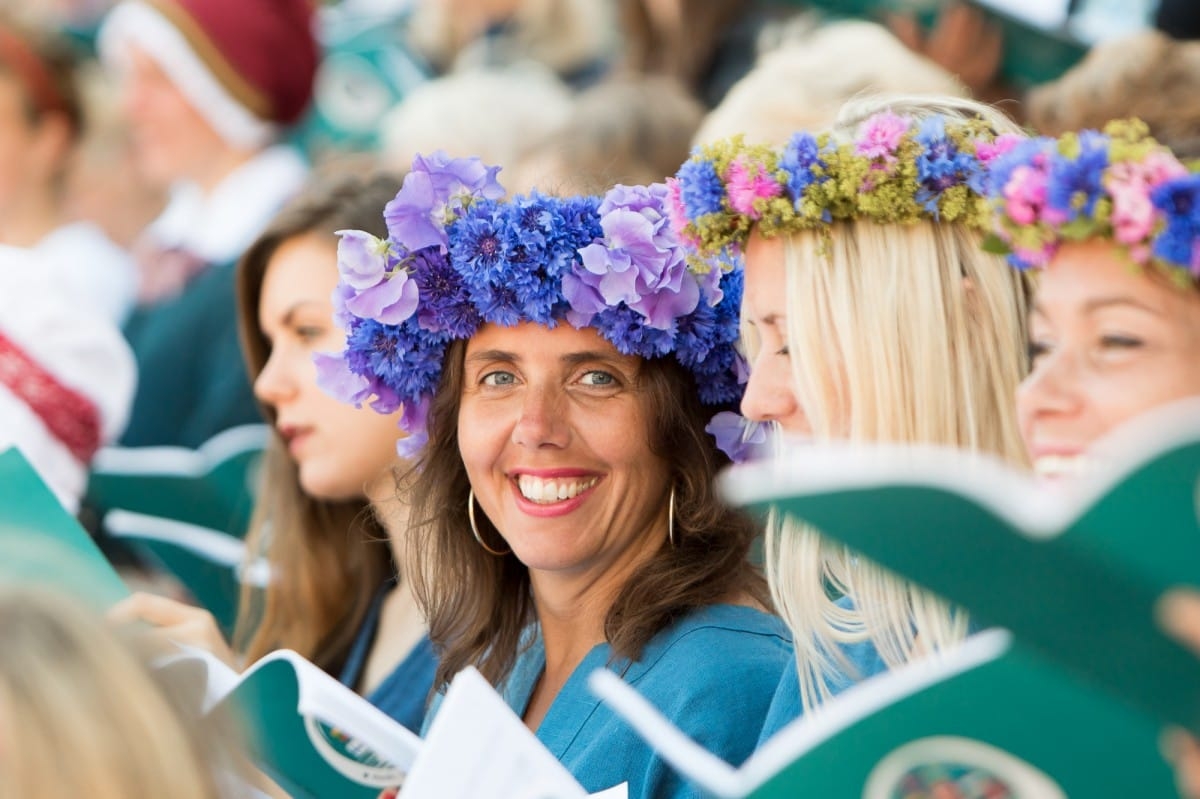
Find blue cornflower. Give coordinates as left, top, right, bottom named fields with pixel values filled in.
left=914, top=117, right=977, bottom=213
left=591, top=305, right=676, bottom=358
left=449, top=200, right=506, bottom=280
left=1046, top=131, right=1108, bottom=221
left=409, top=247, right=481, bottom=338
left=676, top=158, right=726, bottom=219
left=1150, top=173, right=1200, bottom=271
left=779, top=132, right=825, bottom=205
left=346, top=317, right=450, bottom=401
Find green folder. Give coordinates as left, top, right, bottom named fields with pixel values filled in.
left=104, top=509, right=263, bottom=637
left=165, top=647, right=421, bottom=799
left=722, top=401, right=1200, bottom=737
left=86, top=423, right=268, bottom=537
left=0, top=447, right=127, bottom=605
left=591, top=630, right=1174, bottom=797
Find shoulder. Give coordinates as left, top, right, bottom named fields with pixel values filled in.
left=626, top=604, right=792, bottom=721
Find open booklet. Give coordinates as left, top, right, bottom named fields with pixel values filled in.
left=104, top=508, right=267, bottom=636
left=162, top=646, right=423, bottom=799
left=159, top=652, right=630, bottom=799
left=590, top=629, right=1174, bottom=798
left=87, top=422, right=268, bottom=536
left=721, top=398, right=1200, bottom=737
left=404, top=666, right=626, bottom=799
left=0, top=446, right=129, bottom=604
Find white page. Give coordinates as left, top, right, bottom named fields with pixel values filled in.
left=403, top=667, right=588, bottom=799
left=972, top=0, right=1070, bottom=29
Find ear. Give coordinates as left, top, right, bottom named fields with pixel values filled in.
left=29, top=111, right=74, bottom=179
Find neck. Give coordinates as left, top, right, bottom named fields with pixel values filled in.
left=0, top=187, right=61, bottom=247
left=192, top=144, right=259, bottom=195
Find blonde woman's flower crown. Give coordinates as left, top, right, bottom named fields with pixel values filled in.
left=667, top=110, right=1021, bottom=262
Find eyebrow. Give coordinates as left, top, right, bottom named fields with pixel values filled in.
left=464, top=349, right=630, bottom=368
left=278, top=300, right=328, bottom=327
left=745, top=313, right=785, bottom=328
left=1032, top=296, right=1165, bottom=318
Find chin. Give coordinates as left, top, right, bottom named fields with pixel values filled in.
left=298, top=469, right=361, bottom=504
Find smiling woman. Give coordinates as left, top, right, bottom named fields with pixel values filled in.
left=982, top=122, right=1200, bottom=475
left=323, top=156, right=791, bottom=798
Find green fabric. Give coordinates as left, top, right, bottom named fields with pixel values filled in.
left=120, top=262, right=262, bottom=448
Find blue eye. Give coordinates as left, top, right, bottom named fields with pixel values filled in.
left=482, top=371, right=516, bottom=386
left=580, top=370, right=616, bottom=386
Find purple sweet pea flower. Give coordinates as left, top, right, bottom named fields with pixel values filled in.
left=395, top=396, right=431, bottom=459
left=344, top=271, right=420, bottom=325
left=568, top=184, right=700, bottom=330
left=336, top=230, right=390, bottom=290
left=704, top=411, right=768, bottom=463
left=313, top=351, right=371, bottom=406
left=383, top=151, right=505, bottom=252
left=331, top=281, right=356, bottom=330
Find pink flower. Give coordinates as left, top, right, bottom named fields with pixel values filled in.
left=855, top=111, right=909, bottom=161
left=664, top=177, right=694, bottom=240
left=726, top=158, right=782, bottom=219
left=1141, top=151, right=1189, bottom=187
left=975, top=133, right=1022, bottom=164
left=1110, top=182, right=1155, bottom=245
left=1003, top=164, right=1049, bottom=226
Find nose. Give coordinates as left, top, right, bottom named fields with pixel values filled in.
left=511, top=383, right=570, bottom=450
left=253, top=348, right=297, bottom=410
left=740, top=353, right=801, bottom=427
left=1016, top=349, right=1082, bottom=426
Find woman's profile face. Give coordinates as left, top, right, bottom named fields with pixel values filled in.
left=457, top=322, right=671, bottom=585
left=253, top=233, right=404, bottom=501
left=1017, top=239, right=1200, bottom=477
left=739, top=233, right=815, bottom=437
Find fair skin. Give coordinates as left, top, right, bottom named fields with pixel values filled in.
left=111, top=235, right=423, bottom=692
left=116, top=46, right=254, bottom=192
left=457, top=322, right=671, bottom=730
left=1017, top=239, right=1200, bottom=477
left=1158, top=589, right=1200, bottom=798
left=739, top=233, right=809, bottom=434
left=0, top=71, right=73, bottom=247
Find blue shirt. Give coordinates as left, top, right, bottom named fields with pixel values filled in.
left=428, top=603, right=791, bottom=799
left=339, top=583, right=437, bottom=734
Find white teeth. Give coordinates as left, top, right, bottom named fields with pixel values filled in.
left=1033, top=454, right=1091, bottom=479
left=516, top=475, right=598, bottom=504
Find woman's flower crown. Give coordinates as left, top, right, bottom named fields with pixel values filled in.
left=984, top=119, right=1200, bottom=282
left=667, top=110, right=1020, bottom=261
left=316, top=152, right=748, bottom=459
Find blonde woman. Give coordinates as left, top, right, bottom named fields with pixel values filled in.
left=669, top=96, right=1031, bottom=732
left=0, top=584, right=241, bottom=799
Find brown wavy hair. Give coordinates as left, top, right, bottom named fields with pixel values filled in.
left=232, top=173, right=401, bottom=673
left=405, top=339, right=770, bottom=688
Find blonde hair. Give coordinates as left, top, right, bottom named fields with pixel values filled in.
left=693, top=21, right=966, bottom=147
left=0, top=586, right=237, bottom=799
left=756, top=95, right=1030, bottom=711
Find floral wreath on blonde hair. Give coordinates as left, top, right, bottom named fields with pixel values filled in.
left=984, top=119, right=1200, bottom=282
left=667, top=110, right=1022, bottom=262
left=316, top=152, right=757, bottom=461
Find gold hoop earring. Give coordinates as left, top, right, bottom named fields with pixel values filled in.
left=468, top=487, right=509, bottom=556
left=668, top=486, right=677, bottom=548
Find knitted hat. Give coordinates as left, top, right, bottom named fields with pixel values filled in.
left=98, top=0, right=318, bottom=148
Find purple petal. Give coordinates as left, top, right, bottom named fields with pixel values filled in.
left=705, top=411, right=768, bottom=463
left=313, top=351, right=371, bottom=405
left=383, top=172, right=446, bottom=252
left=561, top=270, right=606, bottom=318
left=630, top=274, right=699, bottom=329
left=344, top=274, right=420, bottom=324
left=336, top=230, right=389, bottom=290
left=331, top=282, right=356, bottom=329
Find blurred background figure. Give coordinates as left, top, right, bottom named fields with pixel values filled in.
left=0, top=583, right=244, bottom=799
left=1025, top=29, right=1200, bottom=159
left=378, top=64, right=572, bottom=178
left=506, top=73, right=704, bottom=195
left=98, top=0, right=318, bottom=448
left=691, top=19, right=964, bottom=147
left=405, top=0, right=617, bottom=89
left=0, top=13, right=136, bottom=326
